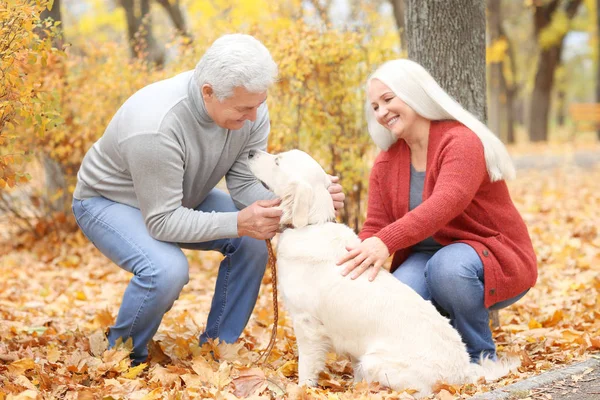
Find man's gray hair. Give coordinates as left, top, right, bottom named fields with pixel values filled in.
left=194, top=34, right=278, bottom=100
left=365, top=59, right=516, bottom=182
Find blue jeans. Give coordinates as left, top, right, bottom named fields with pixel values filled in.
left=393, top=243, right=528, bottom=362
left=72, top=189, right=267, bottom=364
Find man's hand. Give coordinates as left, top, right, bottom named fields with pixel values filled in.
left=237, top=198, right=283, bottom=240
left=337, top=237, right=390, bottom=281
left=328, top=175, right=345, bottom=215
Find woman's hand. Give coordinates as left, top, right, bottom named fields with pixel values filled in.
left=336, top=237, right=390, bottom=281
left=327, top=175, right=345, bottom=214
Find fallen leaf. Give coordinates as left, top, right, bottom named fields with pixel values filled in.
left=122, top=362, right=147, bottom=379
left=233, top=368, right=268, bottom=397
left=8, top=358, right=36, bottom=375
left=89, top=329, right=108, bottom=357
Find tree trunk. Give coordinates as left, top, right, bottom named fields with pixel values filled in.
left=390, top=0, right=406, bottom=50
left=36, top=0, right=63, bottom=48
left=155, top=0, right=193, bottom=42
left=504, top=33, right=519, bottom=143
left=506, top=87, right=516, bottom=143
left=120, top=0, right=164, bottom=65
left=556, top=89, right=566, bottom=126
left=405, top=0, right=487, bottom=122
left=35, top=1, right=69, bottom=212
left=42, top=154, right=68, bottom=213
left=487, top=0, right=509, bottom=142
left=529, top=0, right=582, bottom=142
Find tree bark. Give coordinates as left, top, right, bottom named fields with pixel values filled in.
left=529, top=0, right=582, bottom=142
left=390, top=0, right=406, bottom=50
left=120, top=0, right=164, bottom=65
left=405, top=0, right=487, bottom=122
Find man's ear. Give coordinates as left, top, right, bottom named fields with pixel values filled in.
left=201, top=84, right=214, bottom=101
left=291, top=181, right=313, bottom=228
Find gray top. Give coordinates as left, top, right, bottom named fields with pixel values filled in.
left=74, top=70, right=274, bottom=243
left=409, top=164, right=443, bottom=254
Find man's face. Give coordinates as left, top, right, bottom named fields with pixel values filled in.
left=202, top=85, right=268, bottom=130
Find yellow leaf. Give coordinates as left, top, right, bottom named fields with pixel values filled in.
left=8, top=358, right=36, bottom=375
left=122, top=362, right=147, bottom=379
left=46, top=345, right=61, bottom=363
left=542, top=310, right=564, bottom=327
left=528, top=318, right=542, bottom=329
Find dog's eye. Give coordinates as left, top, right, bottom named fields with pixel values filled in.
left=275, top=158, right=280, bottom=166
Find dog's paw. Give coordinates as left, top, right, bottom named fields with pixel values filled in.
left=298, top=378, right=318, bottom=387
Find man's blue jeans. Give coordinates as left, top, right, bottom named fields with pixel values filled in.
left=393, top=243, right=528, bottom=362
left=72, top=189, right=267, bottom=364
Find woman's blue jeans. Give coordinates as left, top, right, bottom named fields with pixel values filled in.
left=393, top=243, right=528, bottom=362
left=72, top=189, right=268, bottom=364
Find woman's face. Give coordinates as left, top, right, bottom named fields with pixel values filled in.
left=367, top=79, right=419, bottom=139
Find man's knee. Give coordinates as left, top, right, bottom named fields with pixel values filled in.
left=154, top=251, right=190, bottom=298
left=238, top=237, right=268, bottom=272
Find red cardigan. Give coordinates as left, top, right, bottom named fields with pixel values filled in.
left=359, top=120, right=537, bottom=307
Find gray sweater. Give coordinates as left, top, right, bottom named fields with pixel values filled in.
left=74, top=70, right=274, bottom=243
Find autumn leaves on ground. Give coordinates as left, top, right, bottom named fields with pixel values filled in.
left=0, top=145, right=598, bottom=400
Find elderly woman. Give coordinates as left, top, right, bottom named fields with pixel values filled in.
left=338, top=59, right=537, bottom=362
left=72, top=33, right=344, bottom=364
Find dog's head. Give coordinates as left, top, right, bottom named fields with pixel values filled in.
left=248, top=149, right=336, bottom=229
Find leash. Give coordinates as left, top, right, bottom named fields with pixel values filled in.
left=256, top=238, right=279, bottom=365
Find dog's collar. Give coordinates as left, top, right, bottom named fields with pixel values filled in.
left=279, top=217, right=337, bottom=232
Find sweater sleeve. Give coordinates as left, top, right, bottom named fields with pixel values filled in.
left=376, top=133, right=487, bottom=254
left=120, top=132, right=239, bottom=243
left=225, top=104, right=277, bottom=209
left=359, top=163, right=391, bottom=241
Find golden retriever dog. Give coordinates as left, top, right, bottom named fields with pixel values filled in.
left=247, top=149, right=517, bottom=397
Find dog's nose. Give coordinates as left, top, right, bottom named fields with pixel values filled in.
left=248, top=150, right=256, bottom=159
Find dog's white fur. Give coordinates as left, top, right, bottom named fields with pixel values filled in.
left=248, top=149, right=518, bottom=397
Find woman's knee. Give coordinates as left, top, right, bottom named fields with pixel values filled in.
left=425, top=244, right=483, bottom=303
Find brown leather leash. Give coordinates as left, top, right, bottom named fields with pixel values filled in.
left=255, top=238, right=279, bottom=365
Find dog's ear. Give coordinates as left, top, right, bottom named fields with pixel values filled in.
left=280, top=181, right=313, bottom=228
left=291, top=181, right=313, bottom=228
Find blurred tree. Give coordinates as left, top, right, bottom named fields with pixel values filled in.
left=120, top=0, right=165, bottom=65
left=0, top=0, right=62, bottom=190
left=488, top=0, right=515, bottom=143
left=529, top=0, right=582, bottom=142
left=37, top=0, right=63, bottom=47
left=405, top=0, right=487, bottom=122
left=155, top=0, right=191, bottom=42
left=34, top=0, right=69, bottom=213
left=119, top=0, right=192, bottom=65
left=389, top=0, right=406, bottom=49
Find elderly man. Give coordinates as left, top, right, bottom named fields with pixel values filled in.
left=72, top=34, right=344, bottom=364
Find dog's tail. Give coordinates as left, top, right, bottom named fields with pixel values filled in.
left=467, top=355, right=520, bottom=383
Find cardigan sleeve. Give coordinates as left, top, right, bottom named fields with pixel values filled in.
left=359, top=163, right=391, bottom=241
left=375, top=132, right=487, bottom=254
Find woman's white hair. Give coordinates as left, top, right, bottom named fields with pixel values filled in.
left=194, top=34, right=278, bottom=101
left=366, top=59, right=515, bottom=182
